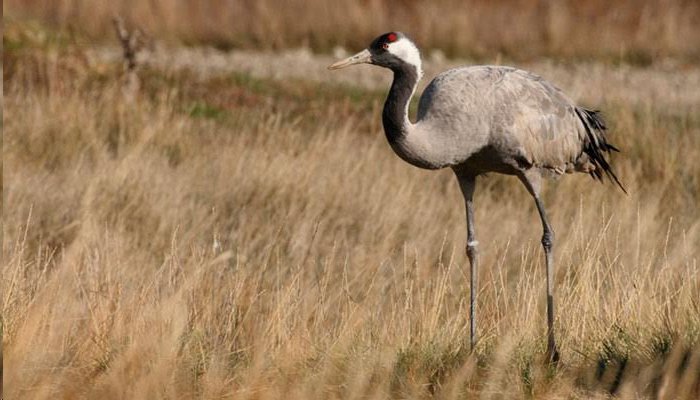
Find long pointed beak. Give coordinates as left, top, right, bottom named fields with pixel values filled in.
left=328, top=49, right=372, bottom=70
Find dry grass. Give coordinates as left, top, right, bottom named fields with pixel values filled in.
left=3, top=23, right=700, bottom=399
left=5, top=0, right=700, bottom=62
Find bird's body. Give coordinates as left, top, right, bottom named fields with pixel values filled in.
left=329, top=32, right=624, bottom=363
left=386, top=64, right=620, bottom=182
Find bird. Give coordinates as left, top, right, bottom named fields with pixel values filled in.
left=328, top=32, right=625, bottom=363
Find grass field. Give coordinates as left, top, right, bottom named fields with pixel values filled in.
left=3, top=15, right=700, bottom=400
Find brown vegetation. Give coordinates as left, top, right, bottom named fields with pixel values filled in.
left=3, top=18, right=700, bottom=399
left=6, top=0, right=700, bottom=62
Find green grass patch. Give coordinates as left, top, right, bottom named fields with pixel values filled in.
left=188, top=102, right=226, bottom=120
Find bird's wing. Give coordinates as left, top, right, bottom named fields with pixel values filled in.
left=414, top=66, right=592, bottom=172
left=492, top=69, right=587, bottom=174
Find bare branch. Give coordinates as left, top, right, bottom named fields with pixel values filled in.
left=112, top=15, right=146, bottom=98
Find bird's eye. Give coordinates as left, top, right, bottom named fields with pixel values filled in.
left=382, top=43, right=389, bottom=50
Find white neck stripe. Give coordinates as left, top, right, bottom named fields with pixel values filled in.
left=387, top=38, right=423, bottom=79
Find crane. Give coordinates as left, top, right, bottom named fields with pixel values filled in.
left=329, top=32, right=625, bottom=362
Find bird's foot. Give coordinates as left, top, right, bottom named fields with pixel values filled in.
left=546, top=344, right=561, bottom=366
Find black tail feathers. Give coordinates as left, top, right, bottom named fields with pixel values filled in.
left=575, top=108, right=627, bottom=194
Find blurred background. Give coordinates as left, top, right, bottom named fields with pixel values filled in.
left=6, top=0, right=700, bottom=62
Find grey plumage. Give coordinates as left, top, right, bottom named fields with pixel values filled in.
left=398, top=65, right=623, bottom=185
left=329, top=32, right=624, bottom=362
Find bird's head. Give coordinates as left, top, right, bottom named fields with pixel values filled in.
left=328, top=32, right=422, bottom=78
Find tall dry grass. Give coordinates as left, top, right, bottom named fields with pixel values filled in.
left=3, top=27, right=700, bottom=398
left=5, top=0, right=700, bottom=61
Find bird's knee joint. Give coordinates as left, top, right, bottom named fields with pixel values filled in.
left=466, top=240, right=479, bottom=258
left=541, top=231, right=555, bottom=251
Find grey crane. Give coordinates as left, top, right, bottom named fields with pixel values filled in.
left=329, top=32, right=625, bottom=362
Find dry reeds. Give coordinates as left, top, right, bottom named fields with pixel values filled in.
left=5, top=0, right=700, bottom=61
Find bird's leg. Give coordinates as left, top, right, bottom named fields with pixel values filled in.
left=534, top=196, right=559, bottom=364
left=519, top=172, right=560, bottom=364
left=467, top=197, right=478, bottom=351
left=457, top=174, right=478, bottom=350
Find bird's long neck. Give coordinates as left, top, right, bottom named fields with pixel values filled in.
left=382, top=63, right=420, bottom=143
